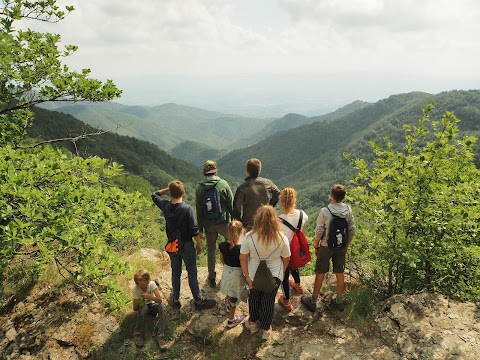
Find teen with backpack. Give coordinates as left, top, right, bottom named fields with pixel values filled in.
left=301, top=184, right=356, bottom=312
left=240, top=205, right=290, bottom=338
left=278, top=187, right=309, bottom=311
left=195, top=160, right=234, bottom=287
left=152, top=181, right=217, bottom=311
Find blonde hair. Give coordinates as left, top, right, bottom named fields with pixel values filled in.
left=133, top=268, right=150, bottom=284
left=228, top=220, right=244, bottom=249
left=280, top=187, right=297, bottom=214
left=251, top=205, right=282, bottom=247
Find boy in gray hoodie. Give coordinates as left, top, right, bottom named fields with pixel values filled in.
left=301, top=184, right=356, bottom=312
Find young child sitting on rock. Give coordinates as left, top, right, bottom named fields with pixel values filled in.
left=132, top=268, right=166, bottom=347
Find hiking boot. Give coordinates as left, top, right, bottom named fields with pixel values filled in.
left=208, top=278, right=217, bottom=288
left=330, top=297, right=346, bottom=311
left=301, top=295, right=317, bottom=312
left=289, top=279, right=303, bottom=294
left=245, top=318, right=259, bottom=334
left=133, top=332, right=144, bottom=347
left=168, top=293, right=181, bottom=308
left=195, top=297, right=217, bottom=310
left=279, top=295, right=293, bottom=311
left=227, top=315, right=245, bottom=328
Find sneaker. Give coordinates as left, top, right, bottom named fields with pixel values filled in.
left=208, top=278, right=216, bottom=287
left=289, top=280, right=303, bottom=294
left=279, top=295, right=293, bottom=311
left=227, top=315, right=245, bottom=328
left=195, top=297, right=217, bottom=310
left=301, top=295, right=317, bottom=312
left=133, top=332, right=144, bottom=348
left=223, top=297, right=230, bottom=312
left=156, top=333, right=167, bottom=351
left=261, top=326, right=273, bottom=340
left=168, top=293, right=181, bottom=308
left=330, top=297, right=346, bottom=311
left=245, top=318, right=259, bottom=334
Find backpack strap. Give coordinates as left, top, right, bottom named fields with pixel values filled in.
left=251, top=235, right=282, bottom=260
left=326, top=205, right=336, bottom=217
left=295, top=210, right=304, bottom=231
left=280, top=210, right=304, bottom=233
left=280, top=217, right=296, bottom=232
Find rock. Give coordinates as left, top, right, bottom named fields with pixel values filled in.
left=186, top=313, right=219, bottom=342
left=389, top=303, right=409, bottom=326
left=5, top=328, right=17, bottom=342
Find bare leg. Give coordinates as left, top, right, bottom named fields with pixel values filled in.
left=228, top=304, right=236, bottom=320
left=312, top=273, right=326, bottom=297
left=335, top=273, right=345, bottom=298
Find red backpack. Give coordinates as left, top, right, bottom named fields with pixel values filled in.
left=280, top=211, right=311, bottom=270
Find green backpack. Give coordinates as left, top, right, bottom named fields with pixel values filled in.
left=251, top=236, right=281, bottom=293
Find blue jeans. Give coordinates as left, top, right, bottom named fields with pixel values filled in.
left=169, top=240, right=202, bottom=301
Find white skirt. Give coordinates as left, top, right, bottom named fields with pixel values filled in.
left=219, top=264, right=248, bottom=302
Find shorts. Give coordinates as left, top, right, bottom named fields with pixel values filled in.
left=315, top=246, right=347, bottom=274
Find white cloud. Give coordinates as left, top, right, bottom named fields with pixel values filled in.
left=14, top=0, right=480, bottom=109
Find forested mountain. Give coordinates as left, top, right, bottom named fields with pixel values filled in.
left=168, top=140, right=226, bottom=166
left=40, top=102, right=275, bottom=151
left=218, top=90, right=480, bottom=215
left=27, top=106, right=205, bottom=192
left=30, top=90, right=480, bottom=211
left=231, top=100, right=371, bottom=148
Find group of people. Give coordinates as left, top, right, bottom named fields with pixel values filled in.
left=131, top=157, right=356, bottom=346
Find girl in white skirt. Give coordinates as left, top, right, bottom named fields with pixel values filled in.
left=219, top=220, right=248, bottom=327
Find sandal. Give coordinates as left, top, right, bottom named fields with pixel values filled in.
left=289, top=280, right=303, bottom=294
left=279, top=295, right=293, bottom=311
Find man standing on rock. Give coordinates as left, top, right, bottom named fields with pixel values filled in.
left=152, top=180, right=217, bottom=310
left=195, top=160, right=234, bottom=287
left=301, top=184, right=356, bottom=312
left=233, top=158, right=280, bottom=230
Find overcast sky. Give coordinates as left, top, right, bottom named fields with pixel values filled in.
left=26, top=0, right=480, bottom=116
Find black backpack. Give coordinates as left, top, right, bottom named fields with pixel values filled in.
left=201, top=180, right=222, bottom=219
left=326, top=205, right=349, bottom=253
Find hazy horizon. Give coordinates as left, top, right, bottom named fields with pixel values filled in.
left=24, top=1, right=480, bottom=118
left=111, top=72, right=479, bottom=118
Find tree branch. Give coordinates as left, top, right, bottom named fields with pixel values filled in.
left=15, top=124, right=128, bottom=149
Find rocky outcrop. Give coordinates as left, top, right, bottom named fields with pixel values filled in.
left=374, top=292, right=480, bottom=360
left=1, top=248, right=479, bottom=359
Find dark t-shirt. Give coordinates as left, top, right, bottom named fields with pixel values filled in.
left=218, top=241, right=241, bottom=268
left=151, top=192, right=199, bottom=242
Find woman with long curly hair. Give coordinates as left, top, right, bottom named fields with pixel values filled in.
left=278, top=187, right=309, bottom=311
left=240, top=205, right=290, bottom=337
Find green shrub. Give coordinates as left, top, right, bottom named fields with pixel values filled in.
left=348, top=104, right=480, bottom=300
